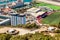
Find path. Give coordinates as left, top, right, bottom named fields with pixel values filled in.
left=0, top=27, right=47, bottom=35
left=37, top=0, right=60, bottom=6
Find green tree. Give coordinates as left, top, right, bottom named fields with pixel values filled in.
left=54, top=30, right=60, bottom=33
left=54, top=34, right=60, bottom=40
left=28, top=33, right=54, bottom=40
left=58, top=22, right=60, bottom=28
left=0, top=34, right=11, bottom=40
left=25, top=23, right=39, bottom=29
left=10, top=35, right=27, bottom=40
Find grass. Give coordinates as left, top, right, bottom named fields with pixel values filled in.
left=36, top=2, right=60, bottom=10
left=42, top=12, right=60, bottom=25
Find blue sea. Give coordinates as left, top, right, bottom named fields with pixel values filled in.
left=0, top=0, right=32, bottom=8
left=0, top=0, right=17, bottom=4
left=24, top=0, right=32, bottom=2
left=0, top=0, right=32, bottom=4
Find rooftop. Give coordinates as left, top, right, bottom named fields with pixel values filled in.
left=30, top=11, right=45, bottom=17
left=27, top=7, right=41, bottom=13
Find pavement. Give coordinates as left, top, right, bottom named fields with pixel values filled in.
left=37, top=0, right=60, bottom=6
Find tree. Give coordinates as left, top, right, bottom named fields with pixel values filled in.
left=0, top=34, right=11, bottom=40
left=54, top=30, right=60, bottom=33
left=54, top=34, right=60, bottom=40
left=58, top=22, right=60, bottom=28
left=24, top=23, right=39, bottom=29
left=28, top=33, right=54, bottom=40
left=10, top=35, right=27, bottom=40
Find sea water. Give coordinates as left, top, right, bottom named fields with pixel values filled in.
left=0, top=0, right=17, bottom=4
left=0, top=0, right=32, bottom=4
left=24, top=0, right=32, bottom=2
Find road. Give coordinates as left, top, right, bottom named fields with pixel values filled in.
left=37, top=0, right=60, bottom=6
left=0, top=27, right=47, bottom=35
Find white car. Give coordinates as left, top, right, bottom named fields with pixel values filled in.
left=6, top=29, right=19, bottom=35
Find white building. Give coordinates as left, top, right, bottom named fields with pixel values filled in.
left=30, top=11, right=45, bottom=17
left=27, top=7, right=41, bottom=13
left=10, top=13, right=26, bottom=26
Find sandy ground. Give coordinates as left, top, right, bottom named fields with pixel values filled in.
left=0, top=27, right=48, bottom=35
left=37, top=0, right=60, bottom=6
left=0, top=27, right=56, bottom=37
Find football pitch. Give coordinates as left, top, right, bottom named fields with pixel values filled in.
left=42, top=12, right=60, bottom=25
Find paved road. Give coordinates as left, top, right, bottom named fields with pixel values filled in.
left=37, top=0, right=60, bottom=6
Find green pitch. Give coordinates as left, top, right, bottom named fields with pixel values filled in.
left=42, top=12, right=60, bottom=25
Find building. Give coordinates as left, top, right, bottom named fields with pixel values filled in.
left=10, top=13, right=18, bottom=26
left=17, top=14, right=26, bottom=25
left=10, top=13, right=26, bottom=26
left=1, top=6, right=11, bottom=13
left=27, top=7, right=41, bottom=13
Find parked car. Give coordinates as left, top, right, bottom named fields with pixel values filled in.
left=6, top=29, right=19, bottom=35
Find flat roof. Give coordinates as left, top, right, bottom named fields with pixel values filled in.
left=27, top=7, right=36, bottom=11
left=30, top=11, right=45, bottom=17
left=10, top=13, right=18, bottom=16
left=27, top=7, right=41, bottom=13
left=18, top=14, right=26, bottom=17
